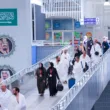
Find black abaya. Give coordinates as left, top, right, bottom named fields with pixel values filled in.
left=47, top=67, right=60, bottom=96
left=36, top=67, right=47, bottom=94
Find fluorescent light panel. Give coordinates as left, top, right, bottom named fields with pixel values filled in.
left=104, top=0, right=110, bottom=6
left=31, top=0, right=42, bottom=6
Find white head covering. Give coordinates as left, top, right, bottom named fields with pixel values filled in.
left=83, top=35, right=87, bottom=44
left=103, top=36, right=108, bottom=41
left=1, top=70, right=10, bottom=80
left=0, top=78, right=6, bottom=87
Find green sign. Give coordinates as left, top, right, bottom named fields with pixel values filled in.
left=74, top=31, right=80, bottom=38
left=0, top=9, right=17, bottom=26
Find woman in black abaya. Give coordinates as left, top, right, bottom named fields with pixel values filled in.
left=47, top=62, right=60, bottom=96
left=36, top=63, right=47, bottom=96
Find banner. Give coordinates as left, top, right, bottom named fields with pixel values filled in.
left=0, top=9, right=17, bottom=26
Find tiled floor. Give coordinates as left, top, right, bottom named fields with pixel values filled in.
left=26, top=86, right=68, bottom=110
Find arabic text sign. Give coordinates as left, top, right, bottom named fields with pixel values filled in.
left=84, top=18, right=99, bottom=25
left=0, top=9, right=17, bottom=26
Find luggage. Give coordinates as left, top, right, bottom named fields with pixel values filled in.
left=57, top=81, right=64, bottom=91
left=68, top=78, right=75, bottom=89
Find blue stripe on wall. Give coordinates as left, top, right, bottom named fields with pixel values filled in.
left=36, top=46, right=63, bottom=62
left=32, top=46, right=37, bottom=65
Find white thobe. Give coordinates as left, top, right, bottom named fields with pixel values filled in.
left=61, top=53, right=71, bottom=61
left=53, top=61, right=62, bottom=80
left=0, top=89, right=12, bottom=110
left=8, top=93, right=26, bottom=110
left=91, top=55, right=101, bottom=66
left=90, top=43, right=102, bottom=65
left=80, top=54, right=91, bottom=67
left=56, top=59, right=69, bottom=82
left=73, top=61, right=83, bottom=82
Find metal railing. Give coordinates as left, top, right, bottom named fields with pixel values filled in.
left=51, top=49, right=110, bottom=110
left=42, top=0, right=81, bottom=20
left=0, top=45, right=73, bottom=86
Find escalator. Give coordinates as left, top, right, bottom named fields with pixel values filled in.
left=0, top=45, right=73, bottom=110
left=1, top=46, right=110, bottom=110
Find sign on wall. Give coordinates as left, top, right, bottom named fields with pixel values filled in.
left=74, top=21, right=81, bottom=28
left=0, top=9, right=17, bottom=26
left=84, top=18, right=99, bottom=25
left=80, top=18, right=99, bottom=25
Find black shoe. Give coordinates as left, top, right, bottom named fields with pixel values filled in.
left=40, top=93, right=44, bottom=96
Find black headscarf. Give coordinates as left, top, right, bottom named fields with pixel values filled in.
left=49, top=62, right=54, bottom=69
left=39, top=63, right=44, bottom=69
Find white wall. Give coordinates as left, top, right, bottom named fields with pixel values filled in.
left=84, top=1, right=95, bottom=18
left=0, top=0, right=32, bottom=72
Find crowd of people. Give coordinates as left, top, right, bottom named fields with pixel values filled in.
left=35, top=36, right=110, bottom=98
left=0, top=36, right=110, bottom=110
left=0, top=82, right=26, bottom=110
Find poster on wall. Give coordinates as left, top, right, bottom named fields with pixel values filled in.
left=54, top=32, right=62, bottom=45
left=0, top=9, right=17, bottom=26
left=45, top=32, right=52, bottom=41
left=45, top=20, right=51, bottom=30
left=0, top=65, right=15, bottom=81
left=0, top=35, right=15, bottom=57
left=74, top=31, right=82, bottom=49
left=44, top=32, right=53, bottom=46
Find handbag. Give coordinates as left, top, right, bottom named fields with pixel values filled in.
left=94, top=45, right=99, bottom=56
left=85, top=62, right=89, bottom=71
left=68, top=61, right=73, bottom=75
left=57, top=81, right=64, bottom=91
left=81, top=61, right=89, bottom=73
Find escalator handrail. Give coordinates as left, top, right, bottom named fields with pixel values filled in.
left=0, top=45, right=72, bottom=86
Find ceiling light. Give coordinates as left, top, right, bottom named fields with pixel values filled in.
left=104, top=0, right=110, bottom=6
left=104, top=2, right=110, bottom=5
left=31, top=0, right=42, bottom=6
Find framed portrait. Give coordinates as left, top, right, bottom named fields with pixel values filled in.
left=0, top=35, right=15, bottom=57
left=0, top=65, right=15, bottom=81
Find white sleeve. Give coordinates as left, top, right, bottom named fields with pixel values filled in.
left=21, top=95, right=26, bottom=110
left=2, top=91, right=12, bottom=110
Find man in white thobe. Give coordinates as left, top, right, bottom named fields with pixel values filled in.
left=58, top=56, right=69, bottom=83
left=8, top=87, right=26, bottom=110
left=51, top=56, right=69, bottom=83
left=80, top=50, right=91, bottom=67
left=0, top=84, right=12, bottom=110
left=61, top=49, right=71, bottom=61
left=73, top=56, right=83, bottom=82
left=90, top=39, right=102, bottom=65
